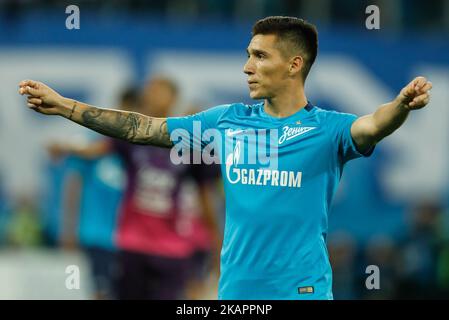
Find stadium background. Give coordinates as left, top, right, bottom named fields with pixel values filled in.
left=0, top=0, right=448, bottom=299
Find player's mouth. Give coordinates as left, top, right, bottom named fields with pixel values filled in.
left=247, top=81, right=258, bottom=87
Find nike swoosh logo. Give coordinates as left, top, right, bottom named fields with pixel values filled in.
left=226, top=129, right=246, bottom=137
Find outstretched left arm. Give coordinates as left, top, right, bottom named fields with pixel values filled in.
left=351, top=76, right=432, bottom=154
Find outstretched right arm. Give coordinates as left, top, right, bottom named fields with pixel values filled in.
left=18, top=80, right=172, bottom=148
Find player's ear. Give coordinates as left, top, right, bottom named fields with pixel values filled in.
left=289, top=55, right=303, bottom=76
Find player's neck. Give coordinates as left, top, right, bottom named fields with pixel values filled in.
left=264, top=89, right=308, bottom=118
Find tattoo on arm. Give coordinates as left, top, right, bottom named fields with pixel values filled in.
left=122, top=113, right=141, bottom=140
left=158, top=120, right=171, bottom=145
left=138, top=118, right=172, bottom=147
left=81, top=108, right=141, bottom=141
left=79, top=107, right=172, bottom=147
left=68, top=101, right=77, bottom=120
left=145, top=118, right=153, bottom=135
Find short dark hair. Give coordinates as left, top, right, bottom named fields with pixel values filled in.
left=252, top=16, right=318, bottom=81
left=119, top=86, right=139, bottom=111
left=120, top=86, right=139, bottom=106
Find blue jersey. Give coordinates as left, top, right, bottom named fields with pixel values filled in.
left=167, top=102, right=373, bottom=300
left=41, top=158, right=70, bottom=245
left=66, top=147, right=125, bottom=250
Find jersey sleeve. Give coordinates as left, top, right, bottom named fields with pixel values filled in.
left=327, top=110, right=375, bottom=164
left=167, top=104, right=229, bottom=152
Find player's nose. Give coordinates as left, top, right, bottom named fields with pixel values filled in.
left=243, top=59, right=255, bottom=75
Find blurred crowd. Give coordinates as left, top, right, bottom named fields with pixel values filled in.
left=1, top=0, right=448, bottom=32
left=329, top=201, right=449, bottom=299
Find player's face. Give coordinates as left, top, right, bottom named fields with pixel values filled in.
left=243, top=34, right=290, bottom=99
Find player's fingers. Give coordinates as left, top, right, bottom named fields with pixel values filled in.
left=27, top=103, right=38, bottom=109
left=413, top=93, right=429, bottom=101
left=415, top=80, right=429, bottom=94
left=404, top=82, right=416, bottom=97
left=411, top=98, right=430, bottom=108
left=412, top=93, right=430, bottom=105
left=413, top=76, right=427, bottom=90
left=22, top=85, right=41, bottom=97
left=18, top=86, right=31, bottom=95
left=19, top=80, right=29, bottom=87
left=19, top=80, right=39, bottom=88
left=420, top=81, right=432, bottom=93
left=27, top=97, right=42, bottom=105
left=30, top=105, right=45, bottom=113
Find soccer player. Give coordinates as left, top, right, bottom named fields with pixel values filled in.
left=107, top=77, right=221, bottom=299
left=58, top=142, right=125, bottom=299
left=18, top=16, right=432, bottom=299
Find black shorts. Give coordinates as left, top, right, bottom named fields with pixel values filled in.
left=84, top=246, right=118, bottom=299
left=189, top=249, right=213, bottom=282
left=116, top=250, right=192, bottom=300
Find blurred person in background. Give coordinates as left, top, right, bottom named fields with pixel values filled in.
left=109, top=76, right=222, bottom=299
left=362, top=235, right=399, bottom=299
left=177, top=161, right=222, bottom=299
left=47, top=77, right=222, bottom=299
left=40, top=145, right=71, bottom=247
left=327, top=231, right=358, bottom=299
left=180, top=105, right=223, bottom=299
left=396, top=201, right=447, bottom=299
left=47, top=88, right=139, bottom=299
